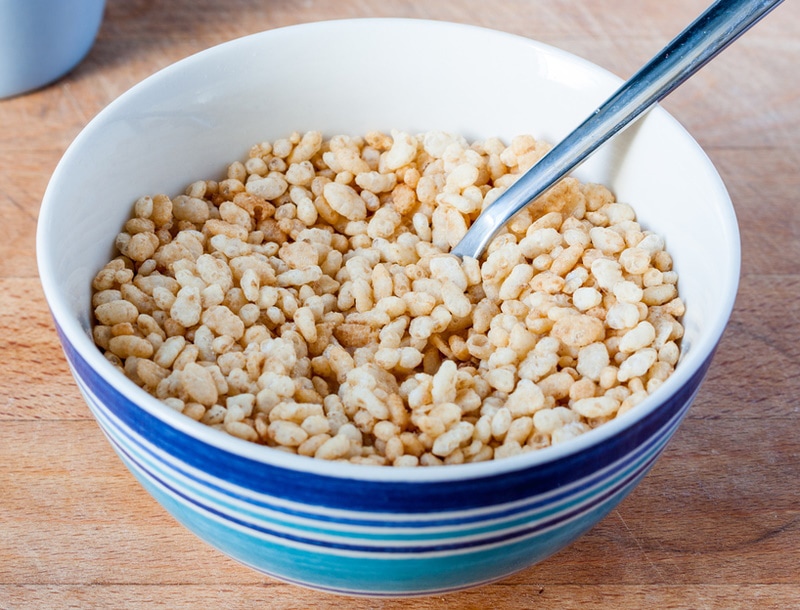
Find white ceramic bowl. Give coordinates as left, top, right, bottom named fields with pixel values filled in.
left=37, top=19, right=739, bottom=596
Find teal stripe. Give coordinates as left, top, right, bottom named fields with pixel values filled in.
left=90, top=383, right=674, bottom=546
left=117, top=444, right=646, bottom=596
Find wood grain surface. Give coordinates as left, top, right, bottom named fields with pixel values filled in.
left=2, top=1, right=799, bottom=608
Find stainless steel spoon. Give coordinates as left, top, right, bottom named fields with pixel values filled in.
left=450, top=0, right=783, bottom=260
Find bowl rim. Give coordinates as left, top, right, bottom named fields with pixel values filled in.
left=36, top=17, right=741, bottom=484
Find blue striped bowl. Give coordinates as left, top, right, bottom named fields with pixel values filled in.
left=37, top=20, right=739, bottom=596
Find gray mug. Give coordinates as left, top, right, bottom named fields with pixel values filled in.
left=0, top=0, right=106, bottom=98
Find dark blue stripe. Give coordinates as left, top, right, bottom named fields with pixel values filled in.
left=107, top=423, right=662, bottom=554
left=59, top=323, right=713, bottom=513
left=87, top=369, right=682, bottom=527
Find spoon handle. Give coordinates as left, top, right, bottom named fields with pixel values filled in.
left=450, top=0, right=783, bottom=259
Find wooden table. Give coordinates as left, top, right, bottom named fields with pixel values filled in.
left=2, top=1, right=798, bottom=607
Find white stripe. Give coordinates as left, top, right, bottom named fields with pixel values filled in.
left=75, top=367, right=690, bottom=540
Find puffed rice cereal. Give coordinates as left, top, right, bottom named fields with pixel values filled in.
left=91, top=130, right=685, bottom=466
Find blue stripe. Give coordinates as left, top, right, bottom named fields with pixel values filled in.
left=82, top=367, right=687, bottom=534
left=100, top=398, right=668, bottom=554
left=59, top=323, right=712, bottom=513
left=116, top=441, right=642, bottom=596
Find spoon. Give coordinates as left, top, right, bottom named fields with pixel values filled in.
left=450, top=0, right=783, bottom=260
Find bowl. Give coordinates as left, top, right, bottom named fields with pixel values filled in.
left=36, top=19, right=740, bottom=596
left=0, top=0, right=106, bottom=99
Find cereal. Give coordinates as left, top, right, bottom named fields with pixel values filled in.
left=92, top=130, right=684, bottom=466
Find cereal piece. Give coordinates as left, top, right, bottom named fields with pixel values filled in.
left=201, top=404, right=226, bottom=426
left=334, top=323, right=378, bottom=348
left=431, top=204, right=469, bottom=250
left=551, top=314, right=605, bottom=348
left=590, top=257, right=624, bottom=290
left=617, top=348, right=658, bottom=382
left=120, top=232, right=160, bottom=262
left=532, top=408, right=562, bottom=435
left=246, top=175, right=289, bottom=200
left=108, top=335, right=154, bottom=360
left=503, top=379, right=545, bottom=416
left=606, top=302, right=640, bottom=330
left=658, top=341, right=681, bottom=366
left=170, top=286, right=202, bottom=328
left=572, top=287, right=602, bottom=312
left=538, top=371, right=574, bottom=400
left=518, top=337, right=560, bottom=381
left=505, top=416, right=534, bottom=445
left=432, top=421, right=474, bottom=458
left=196, top=254, right=234, bottom=291
left=226, top=421, right=259, bottom=442
left=356, top=170, right=397, bottom=193
left=613, top=280, right=644, bottom=304
left=619, top=247, right=651, bottom=275
left=280, top=240, right=320, bottom=270
left=572, top=396, right=620, bottom=419
left=498, top=264, right=534, bottom=300
left=643, top=283, right=678, bottom=306
left=323, top=182, right=367, bottom=221
left=441, top=281, right=472, bottom=318
left=429, top=255, right=468, bottom=290
left=483, top=366, right=516, bottom=393
left=590, top=227, right=626, bottom=254
left=181, top=362, right=219, bottom=407
left=314, top=433, right=351, bottom=460
left=136, top=357, right=168, bottom=389
left=618, top=321, right=657, bottom=353
left=431, top=360, right=458, bottom=405
left=552, top=421, right=591, bottom=445
left=94, top=299, right=139, bottom=326
left=172, top=196, right=210, bottom=224
left=276, top=266, right=323, bottom=287
left=367, top=206, right=402, bottom=239
left=269, top=420, right=308, bottom=447
left=637, top=233, right=665, bottom=255
left=202, top=305, right=245, bottom=340
left=576, top=342, right=610, bottom=381
left=381, top=129, right=418, bottom=171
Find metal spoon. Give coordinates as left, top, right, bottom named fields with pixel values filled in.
left=450, top=0, right=783, bottom=260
